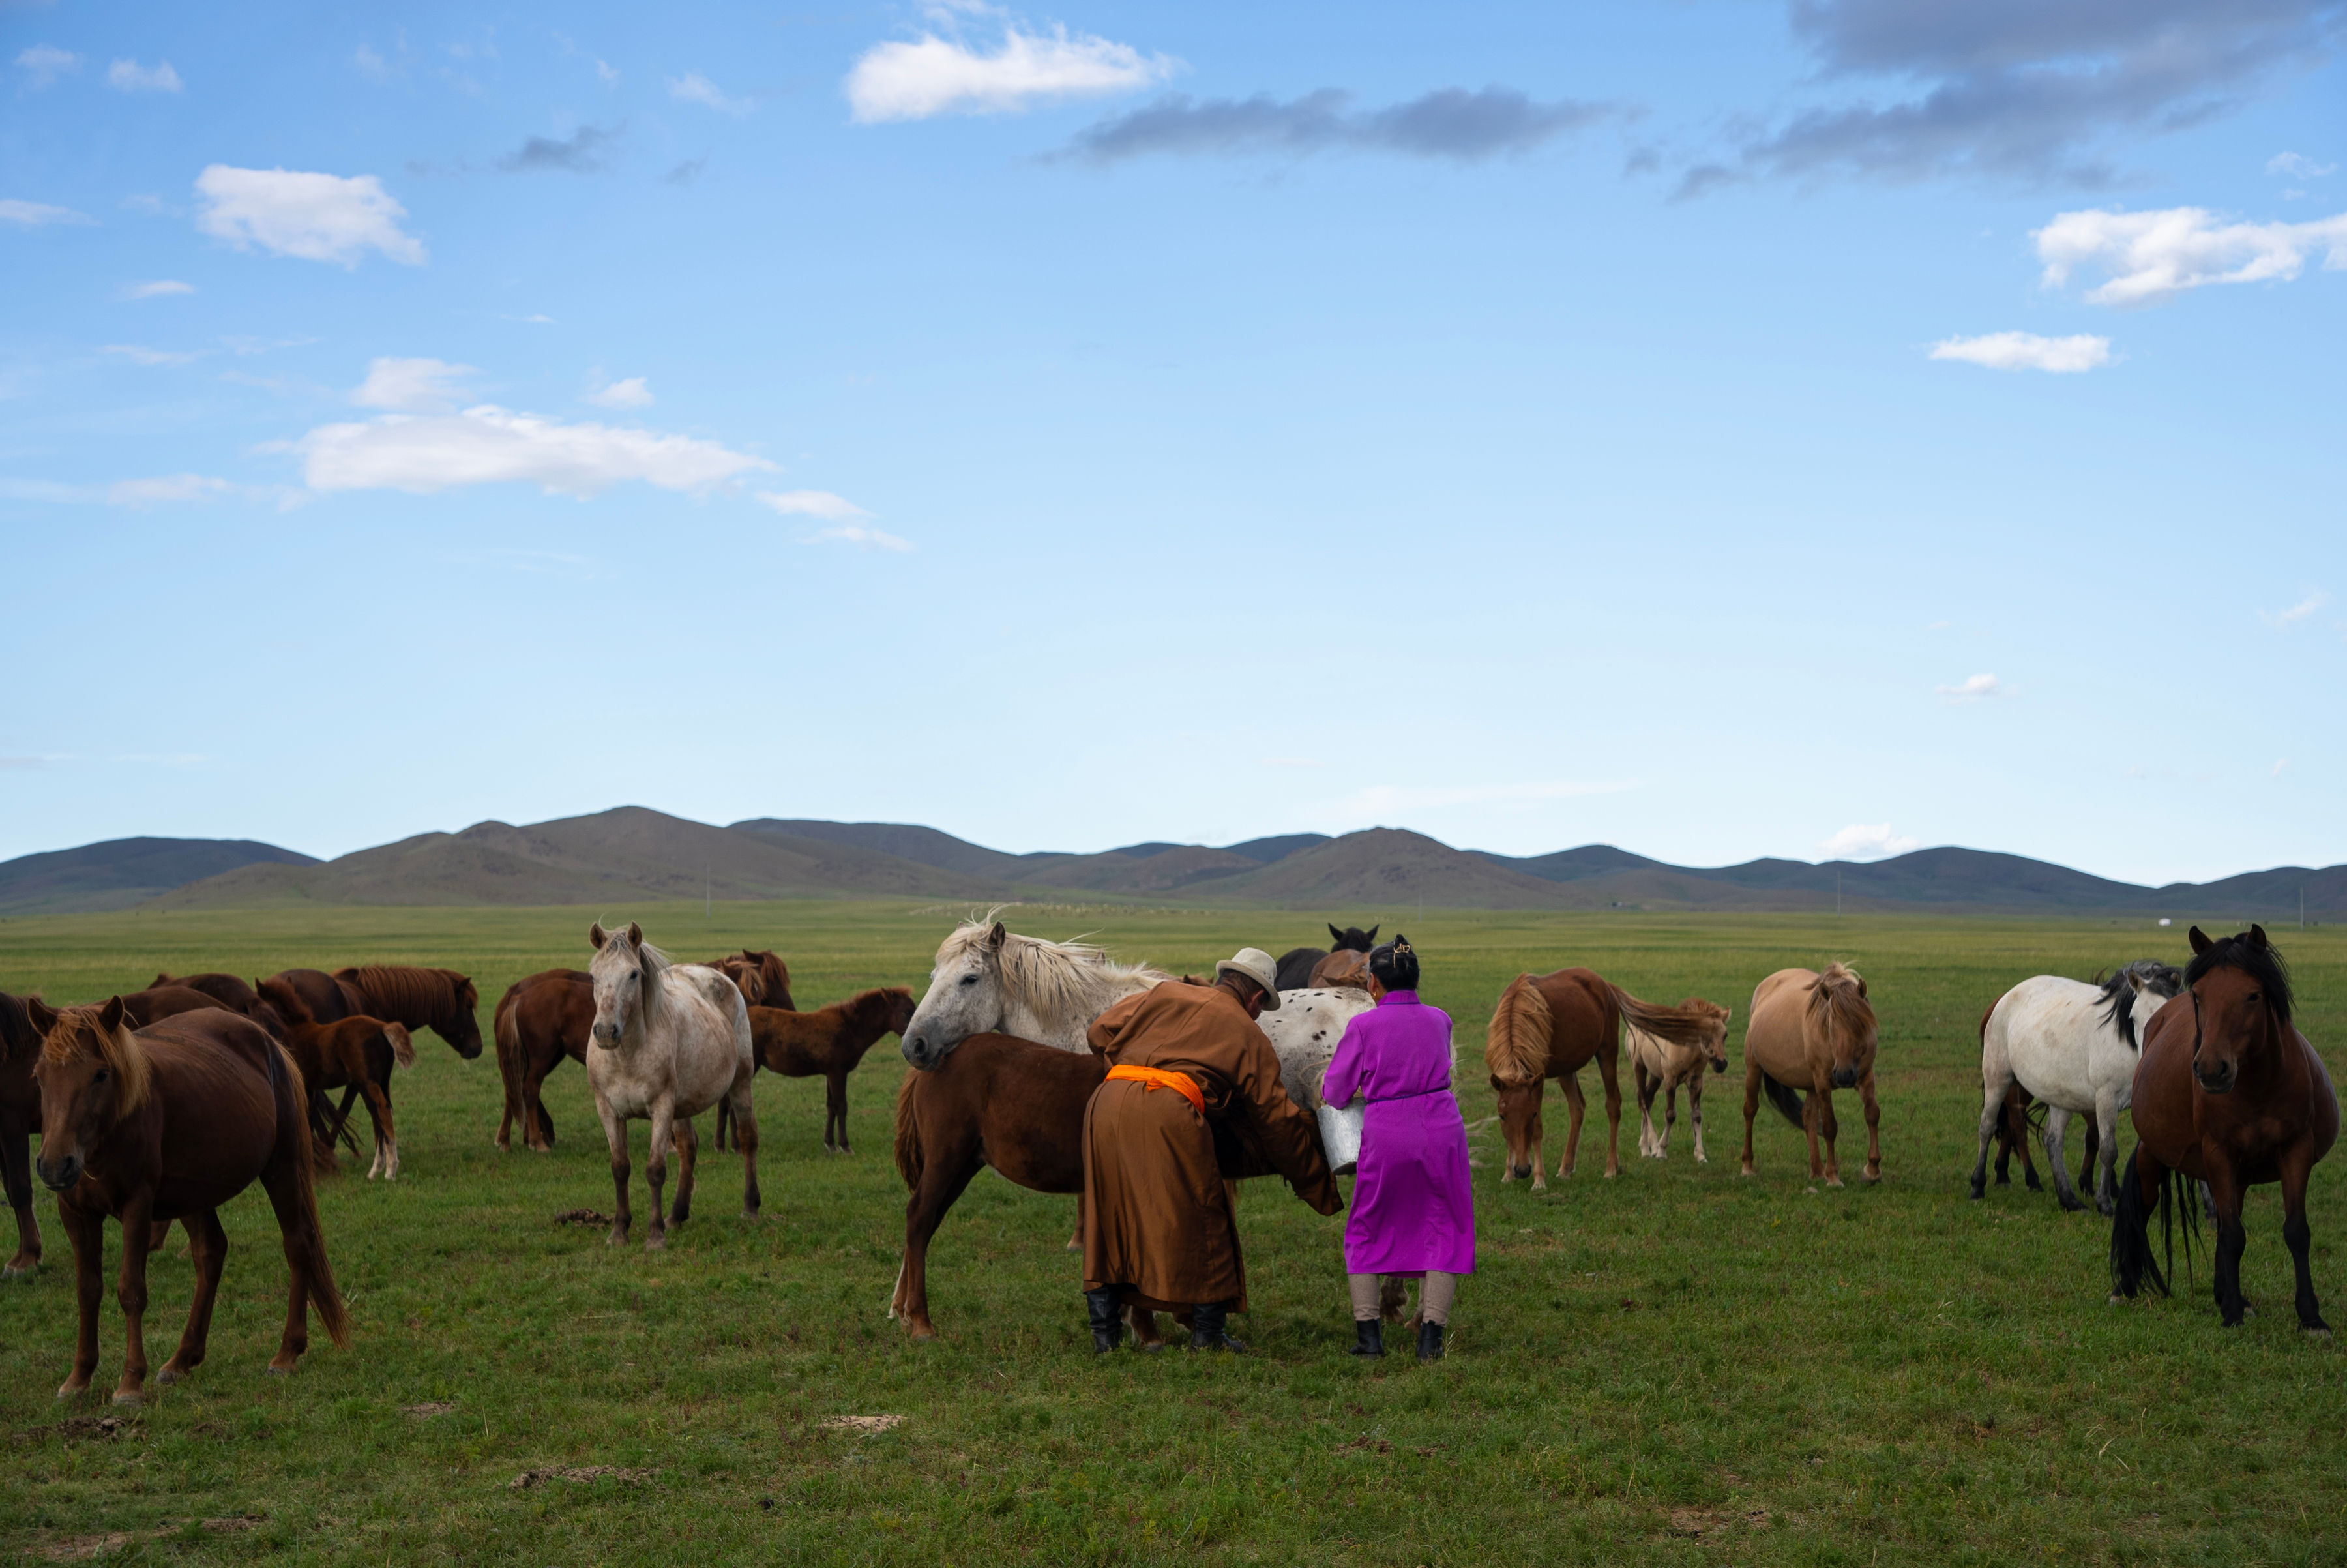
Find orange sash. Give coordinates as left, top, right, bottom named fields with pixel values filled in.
left=1106, top=1063, right=1205, bottom=1117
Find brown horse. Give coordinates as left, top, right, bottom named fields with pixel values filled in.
left=715, top=988, right=917, bottom=1153
left=1307, top=948, right=1372, bottom=991
left=1274, top=924, right=1379, bottom=992
left=1486, top=970, right=1724, bottom=1188
left=2112, top=926, right=2339, bottom=1329
left=492, top=968, right=592, bottom=1152
left=27, top=998, right=348, bottom=1402
left=150, top=973, right=267, bottom=1016
left=0, top=990, right=46, bottom=1275
left=258, top=979, right=416, bottom=1179
left=707, top=950, right=795, bottom=1013
left=1739, top=963, right=1882, bottom=1186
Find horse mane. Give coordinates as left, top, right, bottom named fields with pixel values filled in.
left=2097, top=959, right=2185, bottom=1043
left=1608, top=985, right=1729, bottom=1048
left=42, top=1003, right=155, bottom=1116
left=2185, top=930, right=2293, bottom=1027
left=337, top=965, right=474, bottom=1024
left=1808, top=962, right=1874, bottom=1041
left=1484, top=973, right=1553, bottom=1084
left=939, top=913, right=1168, bottom=1020
left=0, top=990, right=38, bottom=1066
left=257, top=975, right=316, bottom=1026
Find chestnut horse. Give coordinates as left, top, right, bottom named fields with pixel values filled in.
left=1739, top=963, right=1882, bottom=1187
left=1308, top=949, right=1372, bottom=991
left=1486, top=969, right=1724, bottom=1188
left=2112, top=926, right=2339, bottom=1330
left=492, top=969, right=591, bottom=1152
left=0, top=990, right=46, bottom=1275
left=708, top=950, right=795, bottom=1013
left=27, top=998, right=347, bottom=1402
left=258, top=979, right=415, bottom=1179
left=715, top=988, right=917, bottom=1153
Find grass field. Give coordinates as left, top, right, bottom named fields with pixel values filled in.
left=1, top=900, right=2342, bottom=1565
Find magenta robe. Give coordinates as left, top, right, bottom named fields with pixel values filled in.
left=1321, top=990, right=1475, bottom=1277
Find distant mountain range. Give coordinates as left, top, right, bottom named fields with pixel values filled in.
left=3, top=810, right=2338, bottom=921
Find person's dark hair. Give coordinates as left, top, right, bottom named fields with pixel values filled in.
left=1368, top=936, right=1419, bottom=992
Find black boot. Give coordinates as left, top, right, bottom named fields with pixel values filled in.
left=1086, top=1288, right=1125, bottom=1354
left=1350, top=1320, right=1385, bottom=1357
left=1188, top=1302, right=1247, bottom=1354
left=1416, top=1318, right=1445, bottom=1361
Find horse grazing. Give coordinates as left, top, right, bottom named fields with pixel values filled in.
left=715, top=988, right=917, bottom=1154
left=1971, top=961, right=2183, bottom=1214
left=707, top=950, right=795, bottom=1013
left=27, top=997, right=347, bottom=1402
left=0, top=991, right=46, bottom=1275
left=1274, top=924, right=1379, bottom=992
left=585, top=923, right=760, bottom=1250
left=492, top=968, right=591, bottom=1152
left=2112, top=926, right=2339, bottom=1330
left=1739, top=964, right=1881, bottom=1187
left=1486, top=971, right=1721, bottom=1188
left=258, top=978, right=415, bottom=1179
left=900, top=915, right=1169, bottom=1067
left=1627, top=1000, right=1734, bottom=1162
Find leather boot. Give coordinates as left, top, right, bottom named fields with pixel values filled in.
left=1085, top=1288, right=1125, bottom=1354
left=1416, top=1318, right=1445, bottom=1361
left=1350, top=1320, right=1385, bottom=1357
left=1187, top=1302, right=1247, bottom=1353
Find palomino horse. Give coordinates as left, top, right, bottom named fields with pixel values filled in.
left=1627, top=1001, right=1733, bottom=1161
left=715, top=989, right=917, bottom=1154
left=492, top=968, right=591, bottom=1152
left=1486, top=970, right=1724, bottom=1187
left=1274, top=924, right=1379, bottom=992
left=1740, top=963, right=1881, bottom=1186
left=0, top=991, right=46, bottom=1275
left=1971, top=961, right=2182, bottom=1214
left=256, top=978, right=415, bottom=1179
left=585, top=923, right=760, bottom=1250
left=900, top=916, right=1170, bottom=1066
left=27, top=998, right=347, bottom=1402
left=2112, top=926, right=2339, bottom=1329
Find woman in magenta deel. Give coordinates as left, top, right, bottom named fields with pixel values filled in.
left=1318, top=936, right=1475, bottom=1360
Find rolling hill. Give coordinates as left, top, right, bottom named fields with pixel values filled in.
left=0, top=836, right=319, bottom=915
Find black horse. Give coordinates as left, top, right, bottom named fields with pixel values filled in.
left=1273, top=924, right=1380, bottom=991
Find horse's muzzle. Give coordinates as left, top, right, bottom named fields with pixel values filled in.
left=2195, top=1065, right=2237, bottom=1095
left=37, top=1153, right=82, bottom=1192
left=1711, top=1059, right=1727, bottom=1076
left=592, top=1024, right=621, bottom=1046
left=1829, top=1067, right=1858, bottom=1090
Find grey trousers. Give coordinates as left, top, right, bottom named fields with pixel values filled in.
left=1348, top=1271, right=1458, bottom=1324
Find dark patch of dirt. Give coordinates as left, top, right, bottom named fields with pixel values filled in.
left=1334, top=1436, right=1392, bottom=1455
left=10, top=1414, right=138, bottom=1448
left=38, top=1515, right=263, bottom=1561
left=554, top=1209, right=612, bottom=1226
left=509, top=1465, right=656, bottom=1491
left=1664, top=1507, right=1771, bottom=1538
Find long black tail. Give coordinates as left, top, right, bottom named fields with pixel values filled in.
left=1759, top=1071, right=1805, bottom=1129
left=2110, top=1148, right=2195, bottom=1299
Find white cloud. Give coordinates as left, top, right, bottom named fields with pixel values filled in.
left=16, top=44, right=78, bottom=86
left=108, top=473, right=230, bottom=507
left=2037, top=205, right=2347, bottom=306
left=758, top=488, right=871, bottom=520
left=107, top=58, right=181, bottom=93
left=668, top=72, right=752, bottom=115
left=502, top=312, right=557, bottom=325
left=1, top=198, right=94, bottom=227
left=123, top=279, right=194, bottom=299
left=2268, top=153, right=2336, bottom=180
left=352, top=356, right=476, bottom=411
left=597, top=59, right=618, bottom=84
left=1818, top=823, right=1919, bottom=861
left=846, top=18, right=1175, bottom=122
left=354, top=44, right=392, bottom=81
left=805, top=520, right=915, bottom=552
left=194, top=165, right=426, bottom=267
left=1928, top=331, right=2111, bottom=373
left=584, top=374, right=653, bottom=409
left=2260, top=590, right=2329, bottom=628
left=1935, top=673, right=2011, bottom=703
left=294, top=404, right=775, bottom=497
left=101, top=344, right=199, bottom=367
left=2274, top=758, right=2290, bottom=777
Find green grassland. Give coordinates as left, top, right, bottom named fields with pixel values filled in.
left=1, top=901, right=2341, bottom=1565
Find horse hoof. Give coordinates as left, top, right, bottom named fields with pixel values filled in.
left=112, top=1389, right=145, bottom=1407
left=1825, top=1179, right=1844, bottom=1190
left=56, top=1383, right=88, bottom=1400
left=1, top=1260, right=34, bottom=1278
left=266, top=1363, right=294, bottom=1376
left=906, top=1327, right=938, bottom=1343
left=2304, top=1326, right=2332, bottom=1340
left=645, top=1235, right=667, bottom=1252
left=156, top=1367, right=181, bottom=1385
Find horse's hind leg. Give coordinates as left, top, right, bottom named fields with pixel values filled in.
left=2092, top=1090, right=2123, bottom=1216
left=828, top=1071, right=850, bottom=1155
left=158, top=1209, right=228, bottom=1384
left=2279, top=1149, right=2328, bottom=1335
left=669, top=1116, right=700, bottom=1229
left=893, top=1150, right=981, bottom=1341
left=0, top=1119, right=39, bottom=1274
left=1738, top=1062, right=1762, bottom=1178
left=1689, top=1077, right=1708, bottom=1164
left=1661, top=1078, right=1680, bottom=1159
left=1634, top=1063, right=1659, bottom=1158
left=1857, top=1072, right=1881, bottom=1183
left=2044, top=1108, right=2088, bottom=1212
left=111, top=1191, right=156, bottom=1405
left=524, top=1051, right=559, bottom=1153
left=1558, top=1072, right=1587, bottom=1179
left=1970, top=1072, right=2008, bottom=1200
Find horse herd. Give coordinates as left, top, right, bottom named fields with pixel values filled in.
left=0, top=915, right=2331, bottom=1402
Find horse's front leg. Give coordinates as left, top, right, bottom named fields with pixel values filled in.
left=2207, top=1161, right=2250, bottom=1327
left=357, top=1074, right=398, bottom=1181
left=668, top=1116, right=699, bottom=1229
left=2279, top=1147, right=2328, bottom=1335
left=1857, top=1071, right=1881, bottom=1183
left=1808, top=1076, right=1842, bottom=1186
left=1634, top=1063, right=1659, bottom=1158
left=112, top=1191, right=156, bottom=1404
left=1558, top=1071, right=1587, bottom=1180
left=596, top=1095, right=632, bottom=1247
left=0, top=1118, right=39, bottom=1274
left=643, top=1103, right=675, bottom=1251
left=1597, top=1048, right=1623, bottom=1177
left=730, top=1066, right=762, bottom=1218
left=1689, top=1076, right=1707, bottom=1164
left=1801, top=1078, right=1828, bottom=1181
left=58, top=1202, right=106, bottom=1397
left=828, top=1069, right=850, bottom=1155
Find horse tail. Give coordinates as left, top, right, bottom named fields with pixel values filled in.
left=893, top=1070, right=924, bottom=1191
left=1605, top=984, right=1719, bottom=1050
left=385, top=1022, right=415, bottom=1070
left=1484, top=975, right=1552, bottom=1083
left=493, top=986, right=524, bottom=1137
left=1758, top=1071, right=1805, bottom=1129
left=2109, top=1147, right=2172, bottom=1300
left=270, top=1041, right=351, bottom=1348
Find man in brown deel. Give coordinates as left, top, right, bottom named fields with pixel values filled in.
left=1081, top=946, right=1341, bottom=1353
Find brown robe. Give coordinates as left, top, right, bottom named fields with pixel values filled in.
left=1081, top=980, right=1341, bottom=1312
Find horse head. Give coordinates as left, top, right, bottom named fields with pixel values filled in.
left=902, top=920, right=1009, bottom=1070
left=1809, top=964, right=1876, bottom=1090
left=1685, top=999, right=1733, bottom=1074
left=443, top=972, right=485, bottom=1059
left=589, top=921, right=657, bottom=1050
left=1488, top=1071, right=1545, bottom=1183
left=29, top=996, right=152, bottom=1192
left=1329, top=924, right=1379, bottom=953
left=2183, top=925, right=2292, bottom=1096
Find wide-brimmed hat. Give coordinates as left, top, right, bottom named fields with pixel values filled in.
left=1214, top=948, right=1283, bottom=1010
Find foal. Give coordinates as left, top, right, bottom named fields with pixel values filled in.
left=1627, top=999, right=1733, bottom=1161
left=716, top=988, right=917, bottom=1153
left=259, top=977, right=415, bottom=1179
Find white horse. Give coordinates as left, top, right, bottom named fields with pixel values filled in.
left=1970, top=961, right=2183, bottom=1215
left=1627, top=999, right=1732, bottom=1162
left=586, top=921, right=760, bottom=1250
left=900, top=916, right=1170, bottom=1066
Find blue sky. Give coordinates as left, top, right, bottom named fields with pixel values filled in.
left=3, top=1, right=2343, bottom=883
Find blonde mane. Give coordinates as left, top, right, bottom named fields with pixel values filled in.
left=42, top=1003, right=155, bottom=1118
left=1484, top=973, right=1553, bottom=1084
left=1808, top=961, right=1874, bottom=1044
left=939, top=913, right=1170, bottom=1026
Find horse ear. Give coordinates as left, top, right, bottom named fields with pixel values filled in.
left=2249, top=924, right=2269, bottom=949
left=590, top=922, right=610, bottom=950
left=1855, top=977, right=1868, bottom=999
left=25, top=998, right=57, bottom=1035
left=98, top=995, right=127, bottom=1033
left=1329, top=924, right=1344, bottom=944
left=2188, top=925, right=2213, bottom=955
left=627, top=921, right=643, bottom=948
left=987, top=921, right=1007, bottom=951
left=1366, top=926, right=1378, bottom=942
